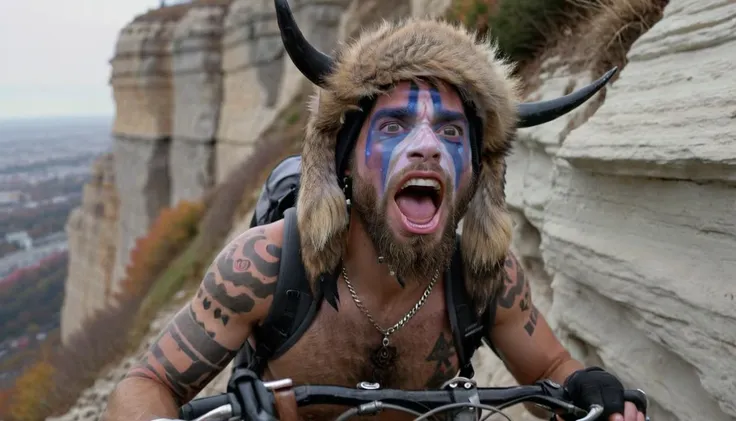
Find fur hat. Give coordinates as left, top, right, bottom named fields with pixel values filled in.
left=274, top=0, right=616, bottom=313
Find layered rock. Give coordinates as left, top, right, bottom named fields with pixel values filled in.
left=109, top=13, right=178, bottom=287
left=170, top=2, right=231, bottom=205
left=60, top=153, right=119, bottom=345
left=478, top=0, right=736, bottom=420
left=57, top=0, right=736, bottom=420
left=215, top=0, right=352, bottom=181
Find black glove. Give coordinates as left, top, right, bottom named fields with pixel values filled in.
left=561, top=366, right=625, bottom=420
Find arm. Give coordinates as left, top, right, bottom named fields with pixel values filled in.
left=488, top=252, right=584, bottom=417
left=102, top=223, right=284, bottom=421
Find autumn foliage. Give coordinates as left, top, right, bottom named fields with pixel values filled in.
left=119, top=200, right=204, bottom=299
left=7, top=360, right=56, bottom=421
left=0, top=200, right=205, bottom=421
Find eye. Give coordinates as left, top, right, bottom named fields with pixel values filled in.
left=440, top=125, right=463, bottom=137
left=380, top=122, right=403, bottom=134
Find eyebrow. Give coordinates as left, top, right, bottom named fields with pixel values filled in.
left=370, top=107, right=468, bottom=125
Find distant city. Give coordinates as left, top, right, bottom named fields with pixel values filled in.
left=0, top=115, right=113, bottom=387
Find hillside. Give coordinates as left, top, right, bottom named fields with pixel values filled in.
left=17, top=0, right=736, bottom=420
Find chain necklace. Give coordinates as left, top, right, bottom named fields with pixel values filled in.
left=341, top=265, right=440, bottom=375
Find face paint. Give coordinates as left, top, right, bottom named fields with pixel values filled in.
left=363, top=81, right=471, bottom=196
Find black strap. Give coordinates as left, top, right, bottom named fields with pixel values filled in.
left=445, top=234, right=496, bottom=378
left=239, top=208, right=320, bottom=376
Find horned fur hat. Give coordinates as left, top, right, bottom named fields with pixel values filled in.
left=274, top=0, right=616, bottom=312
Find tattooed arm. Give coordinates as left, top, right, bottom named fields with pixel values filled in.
left=488, top=252, right=584, bottom=416
left=102, top=222, right=285, bottom=421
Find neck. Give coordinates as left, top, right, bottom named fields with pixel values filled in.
left=343, top=212, right=428, bottom=305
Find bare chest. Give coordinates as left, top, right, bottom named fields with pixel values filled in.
left=262, top=282, right=460, bottom=420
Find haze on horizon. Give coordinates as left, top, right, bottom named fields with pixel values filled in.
left=0, top=0, right=165, bottom=121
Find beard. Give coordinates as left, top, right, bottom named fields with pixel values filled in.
left=350, top=162, right=475, bottom=285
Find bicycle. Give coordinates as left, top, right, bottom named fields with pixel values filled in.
left=179, top=368, right=650, bottom=421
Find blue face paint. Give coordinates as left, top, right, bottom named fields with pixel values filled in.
left=364, top=83, right=419, bottom=191
left=364, top=82, right=470, bottom=195
left=429, top=88, right=468, bottom=189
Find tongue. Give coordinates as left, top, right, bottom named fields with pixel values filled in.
left=396, top=192, right=437, bottom=222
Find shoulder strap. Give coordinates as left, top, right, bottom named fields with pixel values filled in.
left=445, top=234, right=499, bottom=379
left=237, top=208, right=321, bottom=377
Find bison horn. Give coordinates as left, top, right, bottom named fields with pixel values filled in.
left=517, top=67, right=618, bottom=128
left=274, top=0, right=334, bottom=87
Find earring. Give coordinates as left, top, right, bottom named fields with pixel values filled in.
left=343, top=175, right=353, bottom=213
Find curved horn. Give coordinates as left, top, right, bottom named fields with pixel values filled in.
left=274, top=0, right=334, bottom=87
left=517, top=67, right=618, bottom=128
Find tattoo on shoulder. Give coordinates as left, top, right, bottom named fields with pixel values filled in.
left=202, top=229, right=282, bottom=316
left=498, top=254, right=526, bottom=309
left=125, top=303, right=238, bottom=403
left=425, top=332, right=457, bottom=388
left=524, top=305, right=539, bottom=336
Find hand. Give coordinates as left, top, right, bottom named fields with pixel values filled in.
left=558, top=367, right=645, bottom=421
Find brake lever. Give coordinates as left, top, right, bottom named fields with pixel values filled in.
left=576, top=405, right=603, bottom=421
left=228, top=368, right=278, bottom=421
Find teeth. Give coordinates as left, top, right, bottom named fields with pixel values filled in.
left=401, top=177, right=440, bottom=191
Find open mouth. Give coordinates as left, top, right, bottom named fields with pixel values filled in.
left=393, top=175, right=444, bottom=233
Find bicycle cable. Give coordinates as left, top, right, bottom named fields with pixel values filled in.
left=411, top=402, right=513, bottom=421
left=334, top=402, right=423, bottom=421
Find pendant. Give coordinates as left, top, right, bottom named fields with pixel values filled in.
left=370, top=336, right=398, bottom=373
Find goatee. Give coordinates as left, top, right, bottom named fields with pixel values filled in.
left=351, top=169, right=470, bottom=284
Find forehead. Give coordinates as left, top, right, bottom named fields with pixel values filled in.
left=372, top=79, right=465, bottom=113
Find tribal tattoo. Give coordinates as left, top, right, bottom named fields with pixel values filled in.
left=125, top=227, right=282, bottom=403
left=126, top=304, right=238, bottom=403
left=524, top=305, right=539, bottom=336
left=497, top=253, right=538, bottom=337
left=498, top=254, right=525, bottom=309
left=425, top=332, right=457, bottom=388
left=364, top=81, right=471, bottom=194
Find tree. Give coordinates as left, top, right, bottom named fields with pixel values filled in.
left=7, top=360, right=56, bottom=421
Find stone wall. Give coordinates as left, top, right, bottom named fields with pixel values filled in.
left=473, top=0, right=736, bottom=420
left=60, top=153, right=119, bottom=344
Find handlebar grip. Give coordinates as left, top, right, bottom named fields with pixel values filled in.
left=179, top=394, right=231, bottom=420
left=624, top=389, right=648, bottom=415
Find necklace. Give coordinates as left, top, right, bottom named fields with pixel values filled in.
left=341, top=265, right=440, bottom=378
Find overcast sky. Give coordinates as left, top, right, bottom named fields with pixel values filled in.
left=0, top=0, right=163, bottom=120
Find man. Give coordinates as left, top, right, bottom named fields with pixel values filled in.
left=103, top=2, right=646, bottom=421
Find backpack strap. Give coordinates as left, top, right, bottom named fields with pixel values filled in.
left=445, top=234, right=500, bottom=379
left=234, top=208, right=321, bottom=377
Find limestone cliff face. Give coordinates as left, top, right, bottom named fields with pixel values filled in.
left=61, top=153, right=119, bottom=344
left=56, top=0, right=735, bottom=419
left=473, top=0, right=736, bottom=420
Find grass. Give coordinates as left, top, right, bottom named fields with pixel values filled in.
left=446, top=0, right=668, bottom=94
left=446, top=0, right=595, bottom=67
left=564, top=0, right=669, bottom=74
left=129, top=240, right=207, bottom=346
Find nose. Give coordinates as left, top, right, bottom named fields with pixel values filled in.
left=405, top=129, right=442, bottom=163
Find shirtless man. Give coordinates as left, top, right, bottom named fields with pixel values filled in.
left=103, top=2, right=646, bottom=421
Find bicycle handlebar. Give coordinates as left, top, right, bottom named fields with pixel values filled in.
left=179, top=371, right=650, bottom=421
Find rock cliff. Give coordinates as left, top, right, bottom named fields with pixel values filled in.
left=472, top=0, right=736, bottom=420
left=55, top=0, right=735, bottom=419
left=60, top=153, right=119, bottom=343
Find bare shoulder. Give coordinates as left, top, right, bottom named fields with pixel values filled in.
left=202, top=218, right=286, bottom=324
left=122, top=220, right=286, bottom=404
left=493, top=251, right=536, bottom=329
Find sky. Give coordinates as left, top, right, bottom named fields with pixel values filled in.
left=0, top=0, right=165, bottom=120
